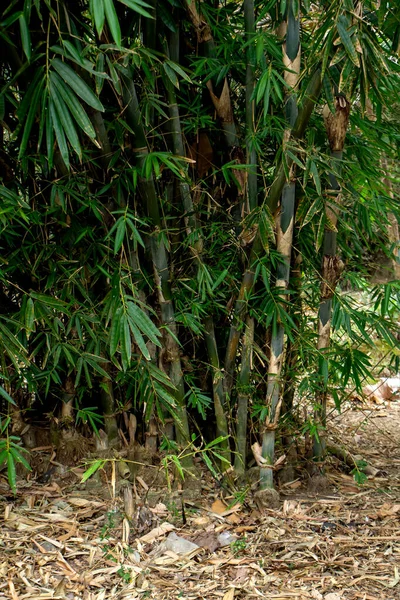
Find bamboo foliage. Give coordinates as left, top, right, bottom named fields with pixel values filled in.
left=0, top=0, right=400, bottom=492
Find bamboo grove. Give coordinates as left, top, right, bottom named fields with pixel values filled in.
left=0, top=0, right=400, bottom=498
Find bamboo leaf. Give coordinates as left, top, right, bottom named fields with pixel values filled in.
left=63, top=40, right=85, bottom=66
left=51, top=58, right=104, bottom=111
left=259, top=209, right=275, bottom=252
left=164, top=60, right=192, bottom=84
left=337, top=15, right=359, bottom=67
left=49, top=78, right=82, bottom=159
left=286, top=149, right=304, bottom=170
left=256, top=70, right=268, bottom=104
left=114, top=218, right=126, bottom=254
left=90, top=0, right=105, bottom=35
left=81, top=459, right=105, bottom=482
left=7, top=453, right=17, bottom=495
left=50, top=72, right=96, bottom=139
left=310, top=161, right=321, bottom=195
left=126, top=301, right=161, bottom=346
left=30, top=292, right=69, bottom=310
left=105, top=55, right=121, bottom=94
left=120, top=315, right=132, bottom=369
left=163, top=62, right=179, bottom=88
left=104, top=0, right=121, bottom=47
left=75, top=357, right=83, bottom=388
left=153, top=381, right=177, bottom=408
left=147, top=362, right=175, bottom=388
left=19, top=14, right=31, bottom=61
left=0, top=386, right=16, bottom=406
left=158, top=2, right=176, bottom=30
left=18, top=74, right=45, bottom=159
left=321, top=28, right=335, bottom=78
left=126, top=217, right=145, bottom=248
left=96, top=53, right=106, bottom=95
left=110, top=309, right=122, bottom=356
left=83, top=354, right=111, bottom=378
left=302, top=197, right=323, bottom=228
left=323, top=74, right=336, bottom=114
left=10, top=446, right=31, bottom=470
left=1, top=11, right=23, bottom=28
left=49, top=99, right=70, bottom=169
left=25, top=297, right=35, bottom=336
left=119, top=0, right=154, bottom=19
left=211, top=268, right=229, bottom=292
left=127, top=316, right=151, bottom=360
left=46, top=104, right=54, bottom=168
left=316, top=212, right=325, bottom=251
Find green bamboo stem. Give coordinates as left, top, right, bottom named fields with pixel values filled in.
left=234, top=316, right=254, bottom=476
left=100, top=367, right=120, bottom=446
left=204, top=317, right=231, bottom=467
left=313, top=149, right=343, bottom=462
left=224, top=269, right=257, bottom=396
left=381, top=155, right=400, bottom=279
left=244, top=0, right=257, bottom=211
left=233, top=0, right=257, bottom=478
left=143, top=0, right=156, bottom=50
left=314, top=96, right=350, bottom=462
left=260, top=182, right=296, bottom=489
left=224, top=70, right=323, bottom=394
left=88, top=108, right=112, bottom=169
left=260, top=3, right=301, bottom=490
left=280, top=247, right=302, bottom=466
left=164, top=36, right=202, bottom=251
left=121, top=73, right=192, bottom=462
left=164, top=35, right=230, bottom=468
left=186, top=0, right=239, bottom=149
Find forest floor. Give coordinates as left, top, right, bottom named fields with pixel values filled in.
left=1, top=395, right=400, bottom=600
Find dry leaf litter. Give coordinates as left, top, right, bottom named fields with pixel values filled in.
left=1, top=397, right=400, bottom=600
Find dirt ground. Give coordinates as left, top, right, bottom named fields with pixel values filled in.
left=1, top=399, right=400, bottom=600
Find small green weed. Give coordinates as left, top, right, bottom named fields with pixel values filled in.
left=231, top=538, right=247, bottom=556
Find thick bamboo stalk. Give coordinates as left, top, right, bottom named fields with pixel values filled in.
left=244, top=0, right=257, bottom=210
left=100, top=369, right=120, bottom=446
left=381, top=156, right=400, bottom=280
left=233, top=0, right=257, bottom=478
left=366, top=101, right=400, bottom=280
left=234, top=316, right=254, bottom=476
left=164, top=36, right=202, bottom=252
left=186, top=0, right=239, bottom=149
left=224, top=70, right=322, bottom=399
left=313, top=97, right=350, bottom=462
left=260, top=182, right=296, bottom=489
left=279, top=248, right=302, bottom=483
left=204, top=317, right=231, bottom=467
left=121, top=74, right=192, bottom=463
left=260, top=4, right=301, bottom=490
left=164, top=35, right=230, bottom=468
